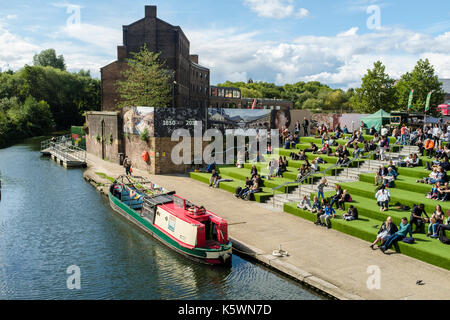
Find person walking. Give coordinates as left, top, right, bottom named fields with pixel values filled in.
left=303, top=117, right=309, bottom=137
left=123, top=156, right=132, bottom=176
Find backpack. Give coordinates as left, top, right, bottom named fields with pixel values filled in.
left=402, top=237, right=415, bottom=244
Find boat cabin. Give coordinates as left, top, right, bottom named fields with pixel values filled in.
left=110, top=183, right=229, bottom=250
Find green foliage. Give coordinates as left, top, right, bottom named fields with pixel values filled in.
left=33, top=49, right=66, bottom=71
left=216, top=80, right=351, bottom=111
left=0, top=96, right=54, bottom=147
left=140, top=127, right=149, bottom=142
left=394, top=59, right=445, bottom=116
left=116, top=45, right=172, bottom=109
left=350, top=61, right=396, bottom=113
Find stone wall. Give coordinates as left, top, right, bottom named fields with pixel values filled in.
left=85, top=111, right=122, bottom=162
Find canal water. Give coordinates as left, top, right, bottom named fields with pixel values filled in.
left=0, top=138, right=322, bottom=300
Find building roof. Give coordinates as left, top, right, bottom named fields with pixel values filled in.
left=439, top=79, right=450, bottom=94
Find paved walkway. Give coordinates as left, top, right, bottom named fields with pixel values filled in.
left=85, top=154, right=450, bottom=300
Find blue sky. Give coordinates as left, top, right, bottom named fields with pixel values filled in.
left=0, top=0, right=449, bottom=88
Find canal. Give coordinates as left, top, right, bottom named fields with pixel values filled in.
left=0, top=138, right=322, bottom=300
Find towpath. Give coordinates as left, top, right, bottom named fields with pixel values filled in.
left=84, top=153, right=450, bottom=300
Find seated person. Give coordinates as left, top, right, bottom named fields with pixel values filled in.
left=297, top=195, right=311, bottom=210
left=343, top=125, right=349, bottom=134
left=424, top=138, right=435, bottom=158
left=342, top=205, right=358, bottom=221
left=427, top=205, right=445, bottom=238
left=396, top=154, right=413, bottom=167
left=410, top=204, right=430, bottom=234
left=379, top=217, right=413, bottom=253
left=304, top=142, right=318, bottom=153
left=387, top=160, right=398, bottom=173
left=250, top=165, right=258, bottom=179
left=383, top=167, right=398, bottom=188
left=330, top=185, right=343, bottom=209
left=436, top=210, right=450, bottom=244
left=317, top=143, right=332, bottom=156
left=320, top=203, right=336, bottom=229
left=370, top=216, right=398, bottom=249
left=427, top=183, right=440, bottom=200
left=337, top=154, right=350, bottom=166
left=375, top=165, right=388, bottom=186
left=310, top=159, right=319, bottom=172
left=438, top=182, right=450, bottom=201
left=236, top=177, right=253, bottom=198
left=209, top=169, right=220, bottom=187
left=376, top=185, right=390, bottom=212
left=337, top=190, right=351, bottom=211
left=296, top=164, right=310, bottom=182
left=334, top=145, right=344, bottom=158
left=369, top=126, right=377, bottom=136
left=408, top=154, right=420, bottom=167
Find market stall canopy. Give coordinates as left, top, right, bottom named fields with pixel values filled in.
left=361, top=109, right=391, bottom=131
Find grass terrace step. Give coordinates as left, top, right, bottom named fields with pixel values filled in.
left=338, top=181, right=450, bottom=214
left=358, top=173, right=432, bottom=194
left=284, top=203, right=450, bottom=270
left=190, top=172, right=281, bottom=203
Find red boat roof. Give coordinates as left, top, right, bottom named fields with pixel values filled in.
left=158, top=202, right=211, bottom=224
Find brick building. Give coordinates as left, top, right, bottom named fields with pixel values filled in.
left=101, top=5, right=210, bottom=111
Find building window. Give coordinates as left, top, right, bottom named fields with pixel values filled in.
left=225, top=90, right=233, bottom=98
left=218, top=88, right=224, bottom=97
left=233, top=90, right=241, bottom=99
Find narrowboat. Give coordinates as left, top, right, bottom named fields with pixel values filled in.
left=108, top=175, right=232, bottom=266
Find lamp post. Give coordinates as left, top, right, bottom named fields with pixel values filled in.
left=172, top=80, right=177, bottom=108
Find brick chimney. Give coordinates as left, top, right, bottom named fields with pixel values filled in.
left=190, top=55, right=199, bottom=64
left=145, top=5, right=157, bottom=18
left=117, top=46, right=127, bottom=61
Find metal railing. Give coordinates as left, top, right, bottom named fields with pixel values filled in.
left=41, top=134, right=86, bottom=163
left=270, top=145, right=385, bottom=206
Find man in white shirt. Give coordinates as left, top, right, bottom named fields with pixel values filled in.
left=381, top=127, right=388, bottom=137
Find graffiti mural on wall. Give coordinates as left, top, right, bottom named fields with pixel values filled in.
left=208, top=108, right=272, bottom=133
left=123, top=107, right=155, bottom=136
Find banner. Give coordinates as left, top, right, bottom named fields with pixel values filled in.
left=407, top=89, right=414, bottom=110
left=425, top=91, right=433, bottom=113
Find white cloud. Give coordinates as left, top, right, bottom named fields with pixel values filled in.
left=243, top=0, right=297, bottom=19
left=295, top=8, right=309, bottom=19
left=6, top=14, right=17, bottom=20
left=187, top=26, right=450, bottom=89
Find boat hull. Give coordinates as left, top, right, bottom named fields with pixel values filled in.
left=108, top=193, right=232, bottom=266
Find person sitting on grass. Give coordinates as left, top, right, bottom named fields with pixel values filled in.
left=337, top=154, right=351, bottom=167
left=427, top=183, right=440, bottom=200
left=250, top=164, right=258, bottom=179
left=410, top=204, right=430, bottom=234
left=209, top=169, right=220, bottom=187
left=379, top=217, right=413, bottom=253
left=334, top=145, right=344, bottom=158
left=396, top=154, right=413, bottom=167
left=304, top=142, right=318, bottom=153
left=330, top=185, right=343, bottom=209
left=297, top=195, right=311, bottom=211
left=313, top=198, right=326, bottom=225
left=267, top=159, right=278, bottom=180
left=317, top=143, right=332, bottom=156
left=310, top=196, right=322, bottom=214
left=296, top=164, right=310, bottom=182
left=342, top=205, right=358, bottom=221
left=236, top=177, right=253, bottom=198
left=375, top=165, right=388, bottom=186
left=438, top=182, right=450, bottom=201
left=370, top=216, right=398, bottom=250
left=424, top=138, right=435, bottom=158
left=320, top=202, right=336, bottom=229
left=241, top=176, right=262, bottom=200
left=290, top=150, right=303, bottom=161
left=436, top=210, right=450, bottom=244
left=376, top=185, right=390, bottom=212
left=427, top=205, right=445, bottom=238
left=310, top=159, right=319, bottom=172
left=383, top=167, right=398, bottom=188
left=337, top=190, right=352, bottom=211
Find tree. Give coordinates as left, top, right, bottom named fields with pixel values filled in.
left=351, top=61, right=396, bottom=113
left=395, top=59, right=445, bottom=115
left=33, top=49, right=66, bottom=71
left=116, top=45, right=172, bottom=109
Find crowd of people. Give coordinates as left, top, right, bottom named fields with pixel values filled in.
left=204, top=118, right=450, bottom=248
